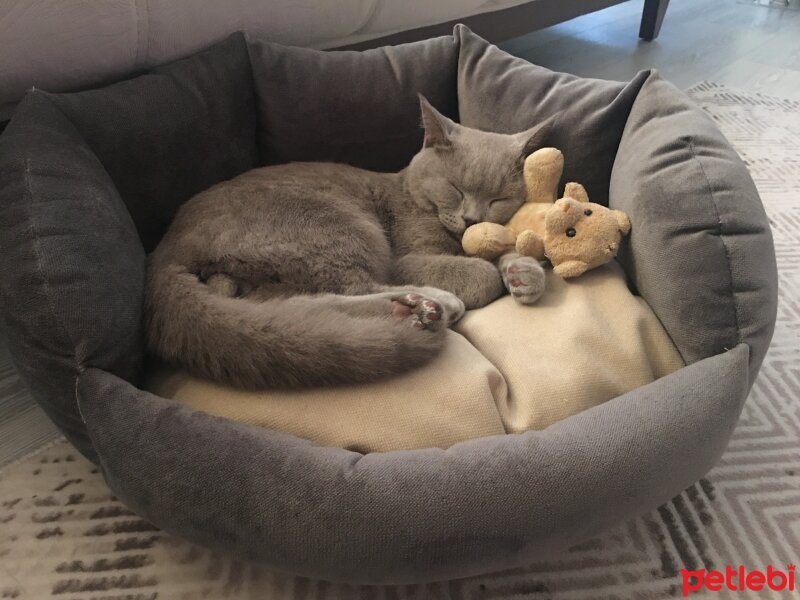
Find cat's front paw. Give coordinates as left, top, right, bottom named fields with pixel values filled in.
left=503, top=257, right=546, bottom=304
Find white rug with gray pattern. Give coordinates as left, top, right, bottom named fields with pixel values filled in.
left=1, top=82, right=798, bottom=599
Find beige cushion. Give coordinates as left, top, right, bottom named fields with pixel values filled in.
left=147, top=262, right=684, bottom=451
left=147, top=331, right=508, bottom=452
left=455, top=262, right=685, bottom=432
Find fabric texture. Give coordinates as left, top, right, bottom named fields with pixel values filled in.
left=248, top=35, right=459, bottom=172
left=610, top=71, right=778, bottom=382
left=44, top=32, right=258, bottom=252
left=148, top=332, right=507, bottom=452
left=455, top=262, right=684, bottom=432
left=79, top=345, right=749, bottom=583
left=148, top=263, right=683, bottom=451
left=455, top=24, right=649, bottom=206
left=0, top=93, right=145, bottom=461
left=0, top=0, right=567, bottom=121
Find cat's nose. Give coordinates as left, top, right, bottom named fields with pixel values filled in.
left=463, top=218, right=479, bottom=229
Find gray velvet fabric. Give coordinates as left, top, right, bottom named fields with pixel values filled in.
left=78, top=345, right=749, bottom=583
left=44, top=32, right=258, bottom=252
left=610, top=72, right=778, bottom=382
left=0, top=93, right=145, bottom=460
left=248, top=35, right=459, bottom=172
left=455, top=25, right=648, bottom=206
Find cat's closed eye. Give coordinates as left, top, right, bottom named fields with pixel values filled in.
left=448, top=183, right=464, bottom=199
left=490, top=197, right=510, bottom=206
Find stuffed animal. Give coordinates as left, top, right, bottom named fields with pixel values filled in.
left=462, top=147, right=563, bottom=260
left=462, top=148, right=631, bottom=279
left=533, top=183, right=631, bottom=278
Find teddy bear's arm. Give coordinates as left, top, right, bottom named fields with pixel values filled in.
left=515, top=230, right=546, bottom=260
left=524, top=147, right=564, bottom=204
left=462, top=223, right=516, bottom=259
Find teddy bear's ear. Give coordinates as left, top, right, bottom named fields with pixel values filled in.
left=614, top=210, right=632, bottom=235
left=517, top=112, right=561, bottom=158
left=553, top=260, right=589, bottom=278
left=419, top=94, right=455, bottom=148
left=563, top=182, right=589, bottom=203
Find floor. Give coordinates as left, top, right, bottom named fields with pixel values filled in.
left=0, top=330, right=60, bottom=465
left=1, top=0, right=799, bottom=466
left=500, top=0, right=800, bottom=98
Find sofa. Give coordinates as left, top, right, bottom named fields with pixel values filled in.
left=0, top=0, right=670, bottom=122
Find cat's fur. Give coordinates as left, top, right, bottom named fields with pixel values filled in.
left=145, top=97, right=551, bottom=389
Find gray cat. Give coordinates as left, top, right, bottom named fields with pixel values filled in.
left=145, top=97, right=551, bottom=389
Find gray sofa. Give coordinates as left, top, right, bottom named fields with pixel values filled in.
left=0, top=0, right=670, bottom=122
left=0, top=26, right=774, bottom=584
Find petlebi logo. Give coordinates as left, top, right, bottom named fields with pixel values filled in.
left=681, top=564, right=796, bottom=596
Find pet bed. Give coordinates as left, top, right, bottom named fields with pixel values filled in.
left=0, top=27, right=777, bottom=584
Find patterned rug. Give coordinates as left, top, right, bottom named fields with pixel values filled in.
left=1, top=82, right=798, bottom=599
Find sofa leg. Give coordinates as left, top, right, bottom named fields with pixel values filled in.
left=639, top=0, right=670, bottom=41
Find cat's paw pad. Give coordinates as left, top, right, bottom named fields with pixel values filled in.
left=415, top=288, right=466, bottom=325
left=392, top=293, right=444, bottom=330
left=505, top=258, right=546, bottom=305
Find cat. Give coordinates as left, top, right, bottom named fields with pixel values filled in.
left=145, top=96, right=552, bottom=389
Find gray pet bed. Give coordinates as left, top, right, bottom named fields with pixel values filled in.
left=0, top=27, right=777, bottom=583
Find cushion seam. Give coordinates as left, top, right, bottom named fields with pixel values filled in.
left=21, top=94, right=91, bottom=432
left=21, top=154, right=86, bottom=431
left=687, top=137, right=742, bottom=349
left=20, top=157, right=83, bottom=368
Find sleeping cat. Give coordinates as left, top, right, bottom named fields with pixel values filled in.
left=145, top=96, right=552, bottom=389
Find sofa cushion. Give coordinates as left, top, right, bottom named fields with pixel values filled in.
left=43, top=32, right=258, bottom=252
left=0, top=93, right=145, bottom=460
left=248, top=35, right=459, bottom=172
left=610, top=72, right=778, bottom=381
left=147, top=263, right=684, bottom=451
left=455, top=25, right=649, bottom=206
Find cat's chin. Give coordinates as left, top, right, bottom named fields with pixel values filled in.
left=445, top=227, right=466, bottom=242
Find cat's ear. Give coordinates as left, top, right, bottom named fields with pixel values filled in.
left=419, top=94, right=454, bottom=148
left=517, top=112, right=560, bottom=158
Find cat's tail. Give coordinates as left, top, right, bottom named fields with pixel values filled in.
left=145, top=262, right=447, bottom=389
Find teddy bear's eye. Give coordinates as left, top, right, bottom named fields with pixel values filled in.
left=584, top=209, right=593, bottom=216
left=566, top=227, right=577, bottom=237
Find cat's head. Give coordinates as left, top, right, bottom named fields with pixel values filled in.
left=406, top=95, right=555, bottom=237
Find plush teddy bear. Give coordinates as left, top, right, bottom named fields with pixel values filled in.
left=462, top=148, right=631, bottom=279
left=529, top=183, right=631, bottom=278
left=461, top=147, right=564, bottom=260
